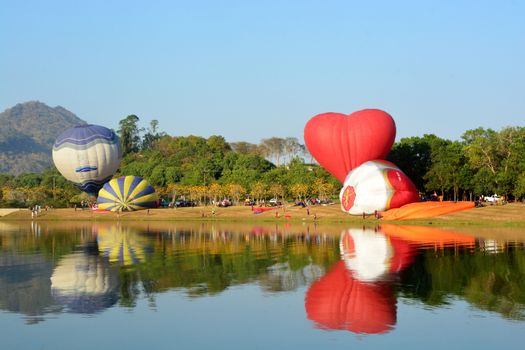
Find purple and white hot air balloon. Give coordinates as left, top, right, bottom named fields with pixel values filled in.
left=52, top=125, right=122, bottom=194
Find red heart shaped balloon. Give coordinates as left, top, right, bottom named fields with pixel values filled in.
left=304, top=109, right=396, bottom=183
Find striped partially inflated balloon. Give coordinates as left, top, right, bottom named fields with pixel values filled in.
left=52, top=125, right=122, bottom=194
left=97, top=176, right=158, bottom=212
left=97, top=226, right=148, bottom=265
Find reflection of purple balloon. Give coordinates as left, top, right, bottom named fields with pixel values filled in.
left=50, top=252, right=118, bottom=314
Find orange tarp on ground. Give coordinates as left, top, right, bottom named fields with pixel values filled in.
left=380, top=224, right=475, bottom=248
left=380, top=201, right=475, bottom=221
left=252, top=207, right=278, bottom=214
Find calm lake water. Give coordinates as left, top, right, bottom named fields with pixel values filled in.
left=1, top=221, right=524, bottom=349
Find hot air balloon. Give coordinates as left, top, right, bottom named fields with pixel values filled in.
left=339, top=228, right=415, bottom=282
left=50, top=252, right=119, bottom=313
left=97, top=226, right=149, bottom=265
left=52, top=124, right=122, bottom=194
left=379, top=201, right=475, bottom=220
left=304, top=109, right=396, bottom=183
left=97, top=176, right=158, bottom=212
left=339, top=160, right=420, bottom=215
left=305, top=261, right=396, bottom=334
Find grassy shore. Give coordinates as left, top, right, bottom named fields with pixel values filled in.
left=1, top=202, right=525, bottom=226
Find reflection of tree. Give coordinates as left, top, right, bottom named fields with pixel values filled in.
left=0, top=252, right=60, bottom=321
left=259, top=262, right=325, bottom=293
left=4, top=222, right=525, bottom=324
left=117, top=230, right=340, bottom=303
left=399, top=246, right=525, bottom=320
left=0, top=225, right=87, bottom=321
left=0, top=225, right=84, bottom=259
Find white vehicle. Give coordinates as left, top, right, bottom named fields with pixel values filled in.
left=269, top=198, right=282, bottom=206
left=483, top=194, right=500, bottom=203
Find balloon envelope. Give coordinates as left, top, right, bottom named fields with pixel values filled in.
left=50, top=252, right=118, bottom=313
left=97, top=176, right=158, bottom=212
left=52, top=124, right=122, bottom=194
left=339, top=160, right=419, bottom=215
left=379, top=201, right=475, bottom=221
left=97, top=226, right=148, bottom=265
left=340, top=228, right=415, bottom=282
left=305, top=261, right=396, bottom=334
left=304, top=109, right=396, bottom=183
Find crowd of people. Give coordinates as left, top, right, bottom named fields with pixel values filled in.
left=30, top=204, right=53, bottom=218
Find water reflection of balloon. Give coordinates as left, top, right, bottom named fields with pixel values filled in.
left=380, top=224, right=476, bottom=248
left=97, top=226, right=148, bottom=265
left=340, top=160, right=419, bottom=215
left=305, top=261, right=396, bottom=334
left=97, top=176, right=158, bottom=211
left=52, top=125, right=122, bottom=194
left=304, top=109, right=396, bottom=183
left=340, top=228, right=415, bottom=282
left=50, top=252, right=118, bottom=313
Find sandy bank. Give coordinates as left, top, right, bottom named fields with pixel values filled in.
left=1, top=203, right=524, bottom=226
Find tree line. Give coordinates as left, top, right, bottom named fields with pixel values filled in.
left=388, top=127, right=525, bottom=201
left=1, top=114, right=525, bottom=207
left=0, top=115, right=338, bottom=207
left=116, top=114, right=337, bottom=206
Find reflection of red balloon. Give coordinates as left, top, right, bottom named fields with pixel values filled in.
left=305, top=261, right=396, bottom=334
left=389, top=237, right=415, bottom=273
left=304, top=109, right=396, bottom=183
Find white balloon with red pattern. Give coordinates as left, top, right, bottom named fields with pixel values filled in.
left=339, top=160, right=419, bottom=215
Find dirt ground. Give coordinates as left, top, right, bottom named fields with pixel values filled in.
left=0, top=209, right=23, bottom=217
left=1, top=202, right=525, bottom=226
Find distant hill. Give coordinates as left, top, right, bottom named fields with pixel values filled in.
left=0, top=101, right=86, bottom=175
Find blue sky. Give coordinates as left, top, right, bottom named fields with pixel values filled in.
left=1, top=0, right=524, bottom=142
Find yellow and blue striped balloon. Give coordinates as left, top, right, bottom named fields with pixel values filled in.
left=97, top=226, right=148, bottom=265
left=97, top=176, right=158, bottom=212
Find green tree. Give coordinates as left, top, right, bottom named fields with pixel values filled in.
left=227, top=184, right=246, bottom=204
left=0, top=174, right=14, bottom=188
left=514, top=174, right=525, bottom=200
left=208, top=183, right=224, bottom=203
left=499, top=127, right=525, bottom=198
left=283, top=137, right=302, bottom=165
left=149, top=165, right=167, bottom=187
left=229, top=141, right=260, bottom=155
left=463, top=127, right=525, bottom=198
left=424, top=141, right=467, bottom=201
left=251, top=182, right=267, bottom=204
left=118, top=115, right=142, bottom=155
left=290, top=183, right=309, bottom=201
left=13, top=173, right=43, bottom=188
left=142, top=119, right=163, bottom=151
left=260, top=137, right=285, bottom=166
left=268, top=183, right=286, bottom=202
left=388, top=134, right=445, bottom=191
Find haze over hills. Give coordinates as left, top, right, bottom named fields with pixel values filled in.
left=0, top=101, right=86, bottom=175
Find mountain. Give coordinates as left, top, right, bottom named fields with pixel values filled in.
left=0, top=101, right=87, bottom=175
